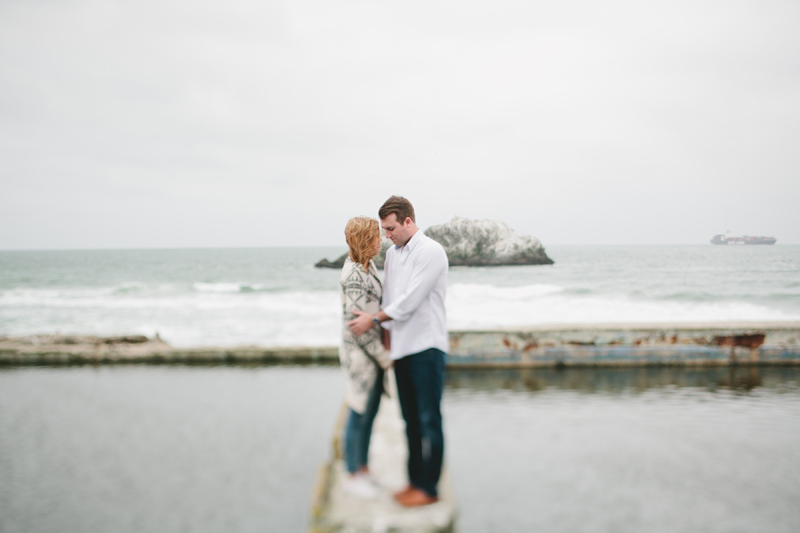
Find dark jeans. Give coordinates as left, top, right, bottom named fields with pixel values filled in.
left=394, top=348, right=445, bottom=497
left=344, top=369, right=384, bottom=474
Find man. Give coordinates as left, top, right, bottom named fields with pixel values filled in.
left=349, top=195, right=448, bottom=507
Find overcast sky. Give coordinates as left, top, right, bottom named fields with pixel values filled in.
left=1, top=0, right=798, bottom=249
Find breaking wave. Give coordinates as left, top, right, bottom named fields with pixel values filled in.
left=192, top=282, right=282, bottom=294
left=446, top=283, right=800, bottom=329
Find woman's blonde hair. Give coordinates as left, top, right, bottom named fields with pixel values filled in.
left=344, top=216, right=380, bottom=271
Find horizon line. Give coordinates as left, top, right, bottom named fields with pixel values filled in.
left=1, top=243, right=798, bottom=252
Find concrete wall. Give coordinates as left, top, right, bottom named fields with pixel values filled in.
left=447, top=322, right=800, bottom=367
left=3, top=322, right=799, bottom=367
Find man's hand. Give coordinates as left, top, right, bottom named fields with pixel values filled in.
left=348, top=310, right=374, bottom=337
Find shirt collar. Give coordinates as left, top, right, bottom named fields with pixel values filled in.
left=396, top=229, right=423, bottom=252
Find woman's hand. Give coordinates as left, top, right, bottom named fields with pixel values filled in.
left=382, top=328, right=391, bottom=350
left=348, top=310, right=374, bottom=337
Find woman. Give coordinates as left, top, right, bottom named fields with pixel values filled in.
left=339, top=216, right=392, bottom=499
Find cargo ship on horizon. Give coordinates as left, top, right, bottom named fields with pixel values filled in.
left=711, top=232, right=777, bottom=245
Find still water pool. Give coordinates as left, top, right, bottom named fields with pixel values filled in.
left=1, top=365, right=798, bottom=532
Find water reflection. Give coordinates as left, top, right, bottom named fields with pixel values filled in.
left=443, top=365, right=800, bottom=533
left=2, top=364, right=799, bottom=533
left=445, top=365, right=800, bottom=394
left=0, top=365, right=345, bottom=533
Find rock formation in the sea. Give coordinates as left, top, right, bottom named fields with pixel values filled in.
left=313, top=256, right=346, bottom=269
left=314, top=239, right=392, bottom=270
left=425, top=217, right=553, bottom=266
left=315, top=217, right=553, bottom=268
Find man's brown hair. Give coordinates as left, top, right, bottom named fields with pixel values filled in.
left=378, top=196, right=415, bottom=224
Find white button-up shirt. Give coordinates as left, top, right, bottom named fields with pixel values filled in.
left=382, top=229, right=449, bottom=360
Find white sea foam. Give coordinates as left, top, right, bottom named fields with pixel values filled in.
left=0, top=287, right=338, bottom=311
left=193, top=282, right=245, bottom=293
left=448, top=283, right=564, bottom=301
left=446, top=283, right=800, bottom=329
left=0, top=286, right=342, bottom=346
left=3, top=271, right=800, bottom=347
left=192, top=282, right=275, bottom=293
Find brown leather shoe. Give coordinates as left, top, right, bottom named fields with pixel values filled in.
left=396, top=488, right=439, bottom=507
left=393, top=485, right=416, bottom=502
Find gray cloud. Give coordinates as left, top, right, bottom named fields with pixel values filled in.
left=1, top=0, right=798, bottom=249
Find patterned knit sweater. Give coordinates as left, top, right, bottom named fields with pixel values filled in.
left=339, top=257, right=392, bottom=413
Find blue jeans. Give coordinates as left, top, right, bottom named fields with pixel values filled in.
left=394, top=348, right=445, bottom=497
left=344, top=369, right=384, bottom=474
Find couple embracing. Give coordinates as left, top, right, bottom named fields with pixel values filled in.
left=338, top=195, right=448, bottom=507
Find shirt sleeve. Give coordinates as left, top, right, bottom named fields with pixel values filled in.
left=379, top=248, right=393, bottom=331
left=382, top=243, right=446, bottom=322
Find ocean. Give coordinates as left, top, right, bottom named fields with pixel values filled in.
left=1, top=245, right=799, bottom=345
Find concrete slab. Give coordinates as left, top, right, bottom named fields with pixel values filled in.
left=310, top=370, right=456, bottom=533
left=3, top=322, right=799, bottom=368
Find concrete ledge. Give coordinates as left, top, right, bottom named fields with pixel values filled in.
left=310, top=374, right=456, bottom=532
left=447, top=322, right=800, bottom=367
left=0, top=335, right=338, bottom=365
left=2, top=322, right=799, bottom=367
